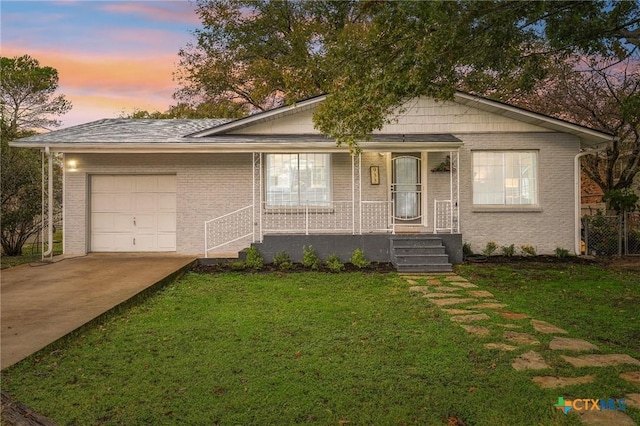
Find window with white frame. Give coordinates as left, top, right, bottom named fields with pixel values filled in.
left=473, top=151, right=538, bottom=205
left=266, top=153, right=330, bottom=206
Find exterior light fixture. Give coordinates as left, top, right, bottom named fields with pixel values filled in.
left=68, top=160, right=78, bottom=172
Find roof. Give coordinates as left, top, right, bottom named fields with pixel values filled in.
left=10, top=92, right=613, bottom=152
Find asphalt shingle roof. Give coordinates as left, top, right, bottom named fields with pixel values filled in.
left=15, top=119, right=231, bottom=144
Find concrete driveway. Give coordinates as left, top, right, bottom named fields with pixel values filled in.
left=1, top=254, right=196, bottom=369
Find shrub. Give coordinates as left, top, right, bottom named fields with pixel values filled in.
left=520, top=244, right=536, bottom=256
left=229, top=261, right=247, bottom=271
left=272, top=251, right=293, bottom=270
left=302, top=245, right=321, bottom=270
left=501, top=244, right=515, bottom=257
left=482, top=241, right=498, bottom=256
left=555, top=247, right=570, bottom=258
left=244, top=246, right=264, bottom=270
left=350, top=248, right=370, bottom=269
left=325, top=253, right=345, bottom=272
left=462, top=242, right=473, bottom=257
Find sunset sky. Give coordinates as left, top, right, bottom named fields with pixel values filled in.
left=2, top=0, right=200, bottom=128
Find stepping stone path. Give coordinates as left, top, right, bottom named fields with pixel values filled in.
left=531, top=319, right=568, bottom=334
left=532, top=375, right=596, bottom=388
left=401, top=273, right=640, bottom=426
left=549, top=337, right=599, bottom=352
left=512, top=350, right=550, bottom=370
left=504, top=331, right=540, bottom=345
left=450, top=313, right=490, bottom=323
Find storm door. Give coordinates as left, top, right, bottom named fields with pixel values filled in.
left=392, top=155, right=422, bottom=222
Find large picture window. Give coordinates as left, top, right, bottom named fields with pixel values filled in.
left=473, top=151, right=538, bottom=206
left=266, top=153, right=330, bottom=206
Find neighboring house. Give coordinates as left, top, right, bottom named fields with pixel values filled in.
left=12, top=93, right=613, bottom=271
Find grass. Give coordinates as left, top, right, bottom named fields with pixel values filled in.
left=2, top=265, right=639, bottom=425
left=0, top=230, right=63, bottom=269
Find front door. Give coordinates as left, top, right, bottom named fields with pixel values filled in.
left=392, top=155, right=422, bottom=222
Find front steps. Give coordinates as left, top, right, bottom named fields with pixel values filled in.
left=391, top=235, right=453, bottom=272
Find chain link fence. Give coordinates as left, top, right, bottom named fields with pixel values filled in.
left=582, top=212, right=640, bottom=256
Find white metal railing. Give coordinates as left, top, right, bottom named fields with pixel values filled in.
left=262, top=201, right=353, bottom=235
left=434, top=200, right=453, bottom=233
left=361, top=201, right=395, bottom=233
left=204, top=205, right=253, bottom=257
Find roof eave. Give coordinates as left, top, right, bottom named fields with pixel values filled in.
left=12, top=140, right=463, bottom=154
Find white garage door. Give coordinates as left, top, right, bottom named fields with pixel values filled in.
left=91, top=175, right=176, bottom=252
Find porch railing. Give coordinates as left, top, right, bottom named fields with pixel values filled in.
left=262, top=201, right=354, bottom=235
left=434, top=199, right=454, bottom=233
left=204, top=205, right=253, bottom=257
left=205, top=201, right=396, bottom=256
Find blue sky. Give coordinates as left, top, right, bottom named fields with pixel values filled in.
left=1, top=0, right=200, bottom=127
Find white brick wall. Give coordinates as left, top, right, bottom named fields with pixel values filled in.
left=455, top=133, right=580, bottom=255
left=63, top=133, right=579, bottom=257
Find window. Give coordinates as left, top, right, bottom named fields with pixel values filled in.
left=473, top=151, right=538, bottom=205
left=266, top=153, right=330, bottom=206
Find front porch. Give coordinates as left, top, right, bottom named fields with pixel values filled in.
left=204, top=150, right=462, bottom=270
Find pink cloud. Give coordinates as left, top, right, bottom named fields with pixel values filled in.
left=99, top=1, right=199, bottom=25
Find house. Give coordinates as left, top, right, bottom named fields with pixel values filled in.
left=12, top=93, right=613, bottom=271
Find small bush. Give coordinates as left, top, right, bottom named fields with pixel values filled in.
left=302, top=245, right=321, bottom=270
left=244, top=246, right=264, bottom=270
left=520, top=244, right=536, bottom=256
left=229, top=261, right=247, bottom=271
left=350, top=248, right=370, bottom=269
left=501, top=244, right=515, bottom=257
left=462, top=242, right=473, bottom=257
left=555, top=247, right=570, bottom=258
left=272, top=251, right=293, bottom=270
left=482, top=241, right=498, bottom=256
left=325, top=253, right=345, bottom=272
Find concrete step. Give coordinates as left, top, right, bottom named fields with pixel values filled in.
left=396, top=263, right=453, bottom=272
left=391, top=237, right=444, bottom=247
left=393, top=246, right=446, bottom=255
left=395, top=254, right=451, bottom=264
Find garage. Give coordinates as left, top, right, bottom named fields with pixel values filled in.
left=90, top=175, right=176, bottom=252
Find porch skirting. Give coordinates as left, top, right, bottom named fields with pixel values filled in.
left=249, top=233, right=463, bottom=265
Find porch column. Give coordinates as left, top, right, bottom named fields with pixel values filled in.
left=351, top=152, right=362, bottom=234
left=450, top=150, right=460, bottom=233
left=252, top=152, right=263, bottom=242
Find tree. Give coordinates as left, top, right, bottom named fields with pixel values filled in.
left=177, top=1, right=640, bottom=148
left=505, top=55, right=640, bottom=195
left=175, top=0, right=360, bottom=111
left=1, top=55, right=70, bottom=256
left=125, top=100, right=248, bottom=119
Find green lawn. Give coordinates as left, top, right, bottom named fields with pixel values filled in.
left=2, top=265, right=638, bottom=425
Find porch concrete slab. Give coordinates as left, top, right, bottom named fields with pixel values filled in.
left=1, top=253, right=195, bottom=369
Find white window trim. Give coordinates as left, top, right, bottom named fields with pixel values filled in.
left=471, top=150, right=540, bottom=211
left=265, top=153, right=332, bottom=208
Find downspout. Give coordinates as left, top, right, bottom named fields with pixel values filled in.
left=574, top=145, right=607, bottom=255
left=43, top=147, right=54, bottom=258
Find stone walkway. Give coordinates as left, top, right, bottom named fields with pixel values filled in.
left=404, top=273, right=640, bottom=426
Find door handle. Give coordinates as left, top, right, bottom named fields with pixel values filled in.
left=133, top=217, right=136, bottom=226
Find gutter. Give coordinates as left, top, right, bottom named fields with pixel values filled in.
left=42, top=147, right=54, bottom=258
left=574, top=144, right=608, bottom=255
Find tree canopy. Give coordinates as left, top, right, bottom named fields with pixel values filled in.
left=176, top=0, right=640, bottom=147
left=1, top=54, right=71, bottom=134
left=1, top=54, right=69, bottom=256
